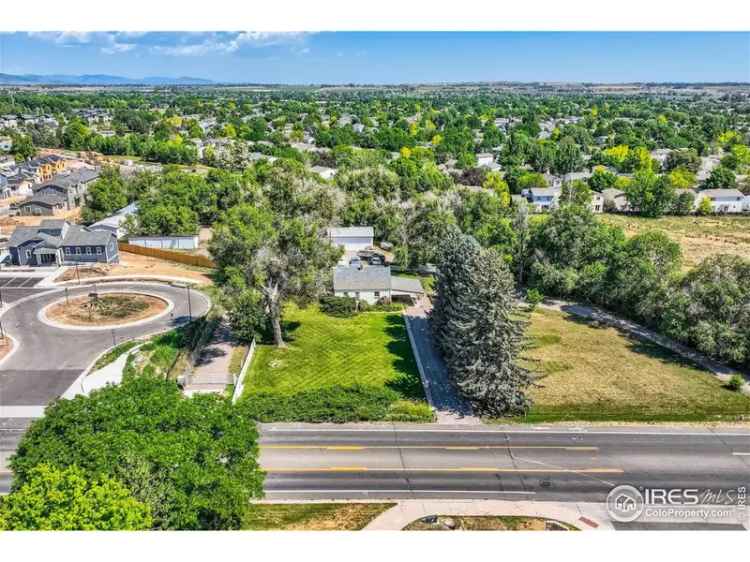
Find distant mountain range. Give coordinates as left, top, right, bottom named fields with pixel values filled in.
left=0, top=73, right=215, bottom=86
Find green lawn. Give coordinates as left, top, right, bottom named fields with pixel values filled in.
left=243, top=503, right=395, bottom=531
left=518, top=308, right=750, bottom=422
left=240, top=304, right=430, bottom=421
left=246, top=304, right=423, bottom=398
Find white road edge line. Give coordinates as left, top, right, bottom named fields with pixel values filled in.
left=263, top=428, right=750, bottom=437
left=265, top=490, right=537, bottom=495
left=732, top=452, right=750, bottom=456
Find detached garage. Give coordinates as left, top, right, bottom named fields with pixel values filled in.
left=326, top=226, right=374, bottom=253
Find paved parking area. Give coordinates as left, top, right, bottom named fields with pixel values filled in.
left=0, top=276, right=43, bottom=288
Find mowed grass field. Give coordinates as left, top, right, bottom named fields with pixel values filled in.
left=601, top=214, right=750, bottom=268
left=244, top=304, right=425, bottom=400
left=521, top=308, right=750, bottom=422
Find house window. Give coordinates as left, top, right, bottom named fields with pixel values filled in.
left=374, top=291, right=380, bottom=298
left=64, top=247, right=71, bottom=255
left=96, top=247, right=103, bottom=255
left=75, top=247, right=82, bottom=255
left=355, top=292, right=360, bottom=299
left=25, top=250, right=31, bottom=259
left=86, top=247, right=92, bottom=255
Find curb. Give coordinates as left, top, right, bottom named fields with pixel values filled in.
left=362, top=499, right=613, bottom=531
left=37, top=290, right=176, bottom=332
left=0, top=333, right=19, bottom=369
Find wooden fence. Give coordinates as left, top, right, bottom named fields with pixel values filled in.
left=119, top=242, right=215, bottom=269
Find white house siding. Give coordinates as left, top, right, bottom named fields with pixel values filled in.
left=330, top=235, right=373, bottom=253
left=696, top=193, right=744, bottom=214
left=334, top=288, right=390, bottom=305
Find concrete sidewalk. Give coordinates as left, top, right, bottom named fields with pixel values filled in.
left=403, top=303, right=479, bottom=425
left=183, top=320, right=236, bottom=396
left=363, top=499, right=612, bottom=530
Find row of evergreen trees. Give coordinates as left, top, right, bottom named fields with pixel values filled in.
left=430, top=227, right=533, bottom=416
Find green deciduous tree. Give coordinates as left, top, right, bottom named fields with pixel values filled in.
left=210, top=163, right=341, bottom=347
left=0, top=464, right=151, bottom=531
left=10, top=133, right=36, bottom=161
left=81, top=167, right=129, bottom=225
left=702, top=166, right=737, bottom=189
left=625, top=168, right=675, bottom=217
left=661, top=254, right=750, bottom=369
left=10, top=377, right=263, bottom=530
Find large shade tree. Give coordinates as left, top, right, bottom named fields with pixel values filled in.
left=10, top=377, right=264, bottom=530
left=210, top=162, right=342, bottom=347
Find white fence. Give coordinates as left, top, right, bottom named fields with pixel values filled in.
left=231, top=338, right=256, bottom=404
left=127, top=235, right=200, bottom=250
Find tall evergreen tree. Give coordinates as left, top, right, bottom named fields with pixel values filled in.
left=431, top=228, right=533, bottom=416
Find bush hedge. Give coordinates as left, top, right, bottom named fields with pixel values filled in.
left=240, top=384, right=433, bottom=423
left=319, top=295, right=359, bottom=317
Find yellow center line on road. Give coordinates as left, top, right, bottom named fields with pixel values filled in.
left=261, top=445, right=598, bottom=452
left=264, top=466, right=623, bottom=474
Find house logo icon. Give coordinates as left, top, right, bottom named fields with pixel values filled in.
left=606, top=485, right=645, bottom=523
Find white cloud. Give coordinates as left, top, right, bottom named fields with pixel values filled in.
left=151, top=32, right=312, bottom=56
left=26, top=31, right=314, bottom=58
left=101, top=43, right=136, bottom=55
left=27, top=31, right=139, bottom=55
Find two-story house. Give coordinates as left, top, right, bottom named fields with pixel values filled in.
left=14, top=168, right=99, bottom=216
left=8, top=219, right=119, bottom=267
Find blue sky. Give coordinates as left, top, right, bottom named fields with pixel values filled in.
left=1, top=32, right=748, bottom=83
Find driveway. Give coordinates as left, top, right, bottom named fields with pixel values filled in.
left=0, top=281, right=211, bottom=410
left=403, top=302, right=478, bottom=424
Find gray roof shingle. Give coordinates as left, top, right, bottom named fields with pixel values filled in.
left=333, top=266, right=391, bottom=291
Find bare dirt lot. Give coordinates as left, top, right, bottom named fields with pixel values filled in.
left=0, top=208, right=81, bottom=229
left=46, top=292, right=168, bottom=326
left=55, top=251, right=214, bottom=285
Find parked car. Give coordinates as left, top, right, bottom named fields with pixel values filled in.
left=369, top=255, right=383, bottom=266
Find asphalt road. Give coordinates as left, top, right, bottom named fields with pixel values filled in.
left=0, top=281, right=211, bottom=407
left=260, top=424, right=750, bottom=506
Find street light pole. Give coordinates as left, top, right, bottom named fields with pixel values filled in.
left=186, top=285, right=192, bottom=321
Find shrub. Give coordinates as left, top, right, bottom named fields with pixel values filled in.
left=319, top=295, right=359, bottom=317
left=240, top=385, right=433, bottom=423
left=385, top=400, right=435, bottom=422
left=371, top=302, right=405, bottom=312
left=727, top=375, right=745, bottom=392
left=526, top=288, right=544, bottom=309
